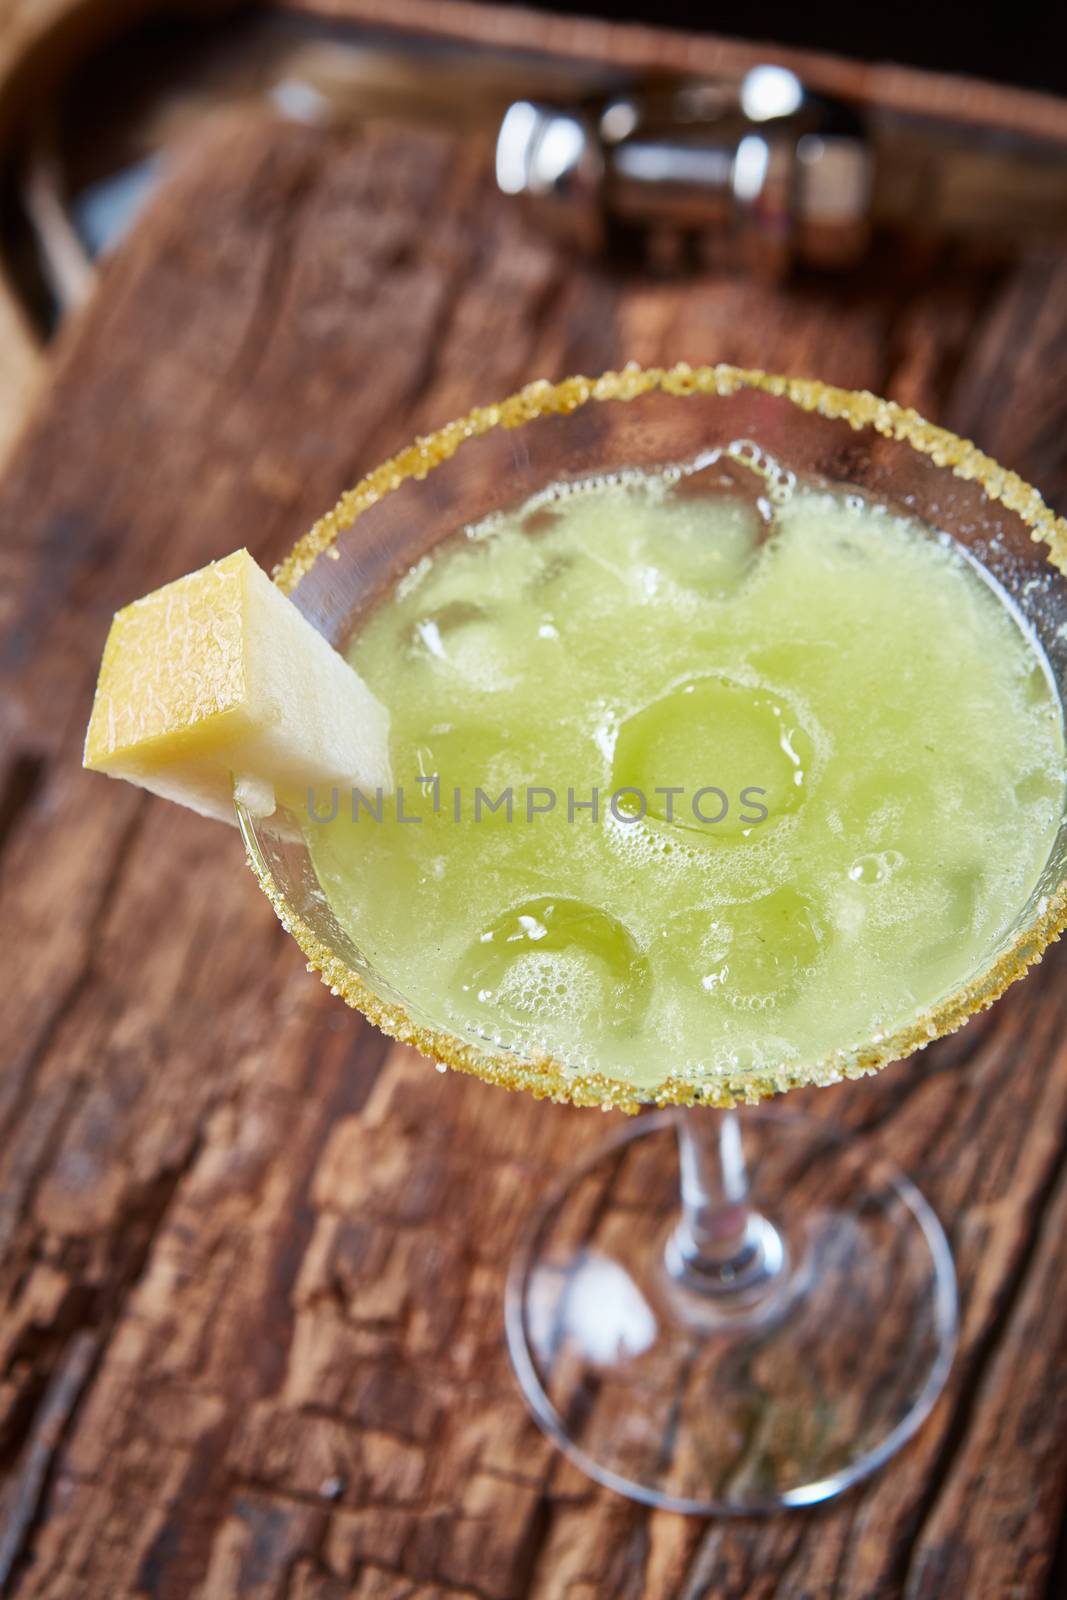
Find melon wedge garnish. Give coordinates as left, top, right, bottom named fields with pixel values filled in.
left=84, top=548, right=391, bottom=824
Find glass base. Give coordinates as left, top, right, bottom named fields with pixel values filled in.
left=506, top=1109, right=957, bottom=1514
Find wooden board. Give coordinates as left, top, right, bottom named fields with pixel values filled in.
left=2, top=102, right=1067, bottom=1600
left=2, top=0, right=1067, bottom=475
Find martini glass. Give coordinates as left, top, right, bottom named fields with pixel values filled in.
left=238, top=367, right=1067, bottom=1513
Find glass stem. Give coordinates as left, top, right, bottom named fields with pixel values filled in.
left=665, top=1109, right=786, bottom=1298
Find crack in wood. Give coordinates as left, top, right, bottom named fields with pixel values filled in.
left=352, top=1558, right=477, bottom=1599
left=0, top=1329, right=98, bottom=1595
left=0, top=750, right=44, bottom=868
left=1044, top=1502, right=1067, bottom=1600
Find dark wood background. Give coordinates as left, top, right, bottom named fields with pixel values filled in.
left=2, top=23, right=1067, bottom=1600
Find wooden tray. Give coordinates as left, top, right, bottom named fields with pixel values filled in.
left=1, top=5, right=1067, bottom=1597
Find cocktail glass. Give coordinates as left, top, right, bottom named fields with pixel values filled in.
left=237, top=367, right=1067, bottom=1513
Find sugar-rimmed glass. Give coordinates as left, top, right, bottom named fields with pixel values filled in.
left=237, top=367, right=1067, bottom=1511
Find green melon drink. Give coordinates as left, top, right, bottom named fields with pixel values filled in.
left=305, top=446, right=1066, bottom=1095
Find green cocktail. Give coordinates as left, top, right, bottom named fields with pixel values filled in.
left=308, top=449, right=1064, bottom=1097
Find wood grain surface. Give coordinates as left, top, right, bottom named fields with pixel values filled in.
left=1, top=102, right=1067, bottom=1600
